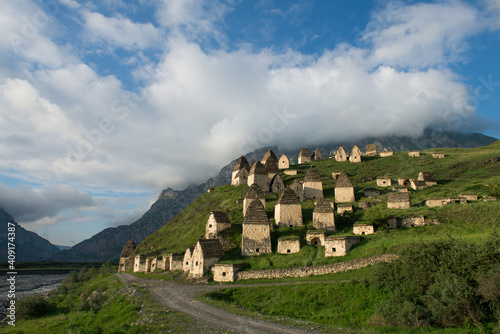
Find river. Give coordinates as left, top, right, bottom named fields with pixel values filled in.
left=0, top=273, right=69, bottom=318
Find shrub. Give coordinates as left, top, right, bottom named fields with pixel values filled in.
left=16, top=294, right=56, bottom=320
left=371, top=234, right=500, bottom=329
left=99, top=261, right=117, bottom=274
left=77, top=291, right=104, bottom=312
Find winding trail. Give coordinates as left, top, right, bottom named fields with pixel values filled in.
left=116, top=273, right=325, bottom=334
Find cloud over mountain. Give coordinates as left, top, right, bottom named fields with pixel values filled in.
left=0, top=0, right=498, bottom=244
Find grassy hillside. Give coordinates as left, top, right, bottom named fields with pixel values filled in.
left=133, top=140, right=500, bottom=269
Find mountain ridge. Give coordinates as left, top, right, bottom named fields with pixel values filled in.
left=0, top=208, right=60, bottom=263
left=50, top=130, right=497, bottom=262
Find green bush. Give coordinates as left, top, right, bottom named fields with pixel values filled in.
left=16, top=294, right=56, bottom=320
left=77, top=291, right=105, bottom=312
left=371, top=233, right=500, bottom=329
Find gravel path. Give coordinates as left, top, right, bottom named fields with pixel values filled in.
left=116, top=273, right=320, bottom=334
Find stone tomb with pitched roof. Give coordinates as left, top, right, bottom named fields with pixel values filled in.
left=303, top=167, right=324, bottom=200
left=241, top=199, right=272, bottom=256
left=313, top=198, right=336, bottom=231
left=243, top=183, right=266, bottom=216
left=205, top=211, right=231, bottom=239
left=278, top=153, right=290, bottom=169
left=275, top=187, right=303, bottom=227
left=311, top=148, right=322, bottom=160
left=233, top=168, right=248, bottom=186
left=349, top=145, right=362, bottom=163
left=335, top=146, right=347, bottom=162
left=118, top=240, right=136, bottom=272
left=231, top=156, right=250, bottom=185
left=290, top=179, right=304, bottom=202
left=183, top=246, right=195, bottom=272
left=264, top=156, right=279, bottom=180
left=335, top=172, right=355, bottom=203
left=261, top=149, right=277, bottom=164
left=189, top=239, right=225, bottom=278
left=270, top=173, right=285, bottom=193
left=298, top=148, right=311, bottom=164
left=248, top=161, right=268, bottom=192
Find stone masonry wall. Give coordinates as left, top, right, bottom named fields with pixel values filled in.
left=241, top=223, right=272, bottom=256
left=275, top=203, right=303, bottom=227
left=235, top=254, right=399, bottom=281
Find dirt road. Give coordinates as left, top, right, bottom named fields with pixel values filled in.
left=116, top=273, right=320, bottom=334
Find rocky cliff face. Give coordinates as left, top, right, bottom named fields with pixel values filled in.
left=0, top=208, right=60, bottom=263
left=51, top=130, right=497, bottom=263
left=50, top=163, right=234, bottom=262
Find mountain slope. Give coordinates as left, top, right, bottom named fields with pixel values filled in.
left=133, top=140, right=500, bottom=271
left=52, top=130, right=497, bottom=262
left=50, top=164, right=233, bottom=262
left=0, top=208, right=60, bottom=263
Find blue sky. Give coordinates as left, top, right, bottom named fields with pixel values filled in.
left=0, top=0, right=499, bottom=246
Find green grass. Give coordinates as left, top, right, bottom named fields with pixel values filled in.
left=204, top=281, right=383, bottom=328
left=3, top=273, right=140, bottom=333
left=201, top=268, right=486, bottom=333
left=201, top=278, right=463, bottom=333
left=2, top=271, right=235, bottom=334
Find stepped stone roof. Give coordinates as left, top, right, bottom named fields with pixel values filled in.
left=233, top=156, right=250, bottom=172
left=277, top=187, right=301, bottom=205
left=336, top=146, right=346, bottom=155
left=299, top=148, right=311, bottom=158
left=336, top=172, right=353, bottom=188
left=249, top=161, right=267, bottom=175
left=314, top=198, right=333, bottom=213
left=264, top=156, right=279, bottom=174
left=262, top=149, right=277, bottom=163
left=198, top=239, right=224, bottom=258
left=210, top=211, right=230, bottom=224
left=243, top=199, right=269, bottom=224
left=304, top=167, right=322, bottom=182
left=120, top=240, right=136, bottom=258
left=245, top=183, right=266, bottom=199
left=387, top=192, right=410, bottom=203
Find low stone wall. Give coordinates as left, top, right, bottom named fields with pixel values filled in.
left=235, top=254, right=399, bottom=281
